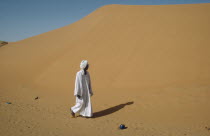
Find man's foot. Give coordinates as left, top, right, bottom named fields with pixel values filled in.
left=70, top=109, right=75, bottom=118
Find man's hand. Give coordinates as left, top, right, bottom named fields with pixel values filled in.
left=77, top=95, right=81, bottom=99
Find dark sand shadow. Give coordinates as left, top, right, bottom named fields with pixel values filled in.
left=93, top=101, right=134, bottom=118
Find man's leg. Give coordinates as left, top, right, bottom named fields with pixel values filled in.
left=71, top=100, right=83, bottom=118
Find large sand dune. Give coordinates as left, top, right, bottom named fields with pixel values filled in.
left=1, top=3, right=210, bottom=136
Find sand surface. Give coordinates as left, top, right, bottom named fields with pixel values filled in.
left=1, top=3, right=210, bottom=136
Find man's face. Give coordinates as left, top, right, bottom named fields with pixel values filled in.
left=85, top=64, right=89, bottom=71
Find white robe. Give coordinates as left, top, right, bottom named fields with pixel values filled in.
left=71, top=70, right=93, bottom=117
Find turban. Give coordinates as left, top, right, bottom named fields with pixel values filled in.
left=80, top=60, right=88, bottom=69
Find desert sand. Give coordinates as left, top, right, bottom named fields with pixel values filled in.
left=0, top=3, right=210, bottom=136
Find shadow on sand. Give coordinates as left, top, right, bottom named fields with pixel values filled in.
left=93, top=101, right=134, bottom=118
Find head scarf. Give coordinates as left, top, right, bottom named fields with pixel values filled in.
left=80, top=60, right=88, bottom=75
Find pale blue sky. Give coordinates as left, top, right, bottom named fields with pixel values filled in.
left=1, top=0, right=210, bottom=42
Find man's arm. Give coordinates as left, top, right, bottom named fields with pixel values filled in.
left=74, top=72, right=82, bottom=97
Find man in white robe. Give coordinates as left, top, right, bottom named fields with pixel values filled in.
left=71, top=60, right=93, bottom=118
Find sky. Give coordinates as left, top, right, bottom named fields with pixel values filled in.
left=1, top=0, right=210, bottom=42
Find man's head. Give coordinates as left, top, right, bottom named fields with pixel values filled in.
left=80, top=60, right=88, bottom=70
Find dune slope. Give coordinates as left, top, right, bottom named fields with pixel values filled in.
left=0, top=4, right=210, bottom=90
